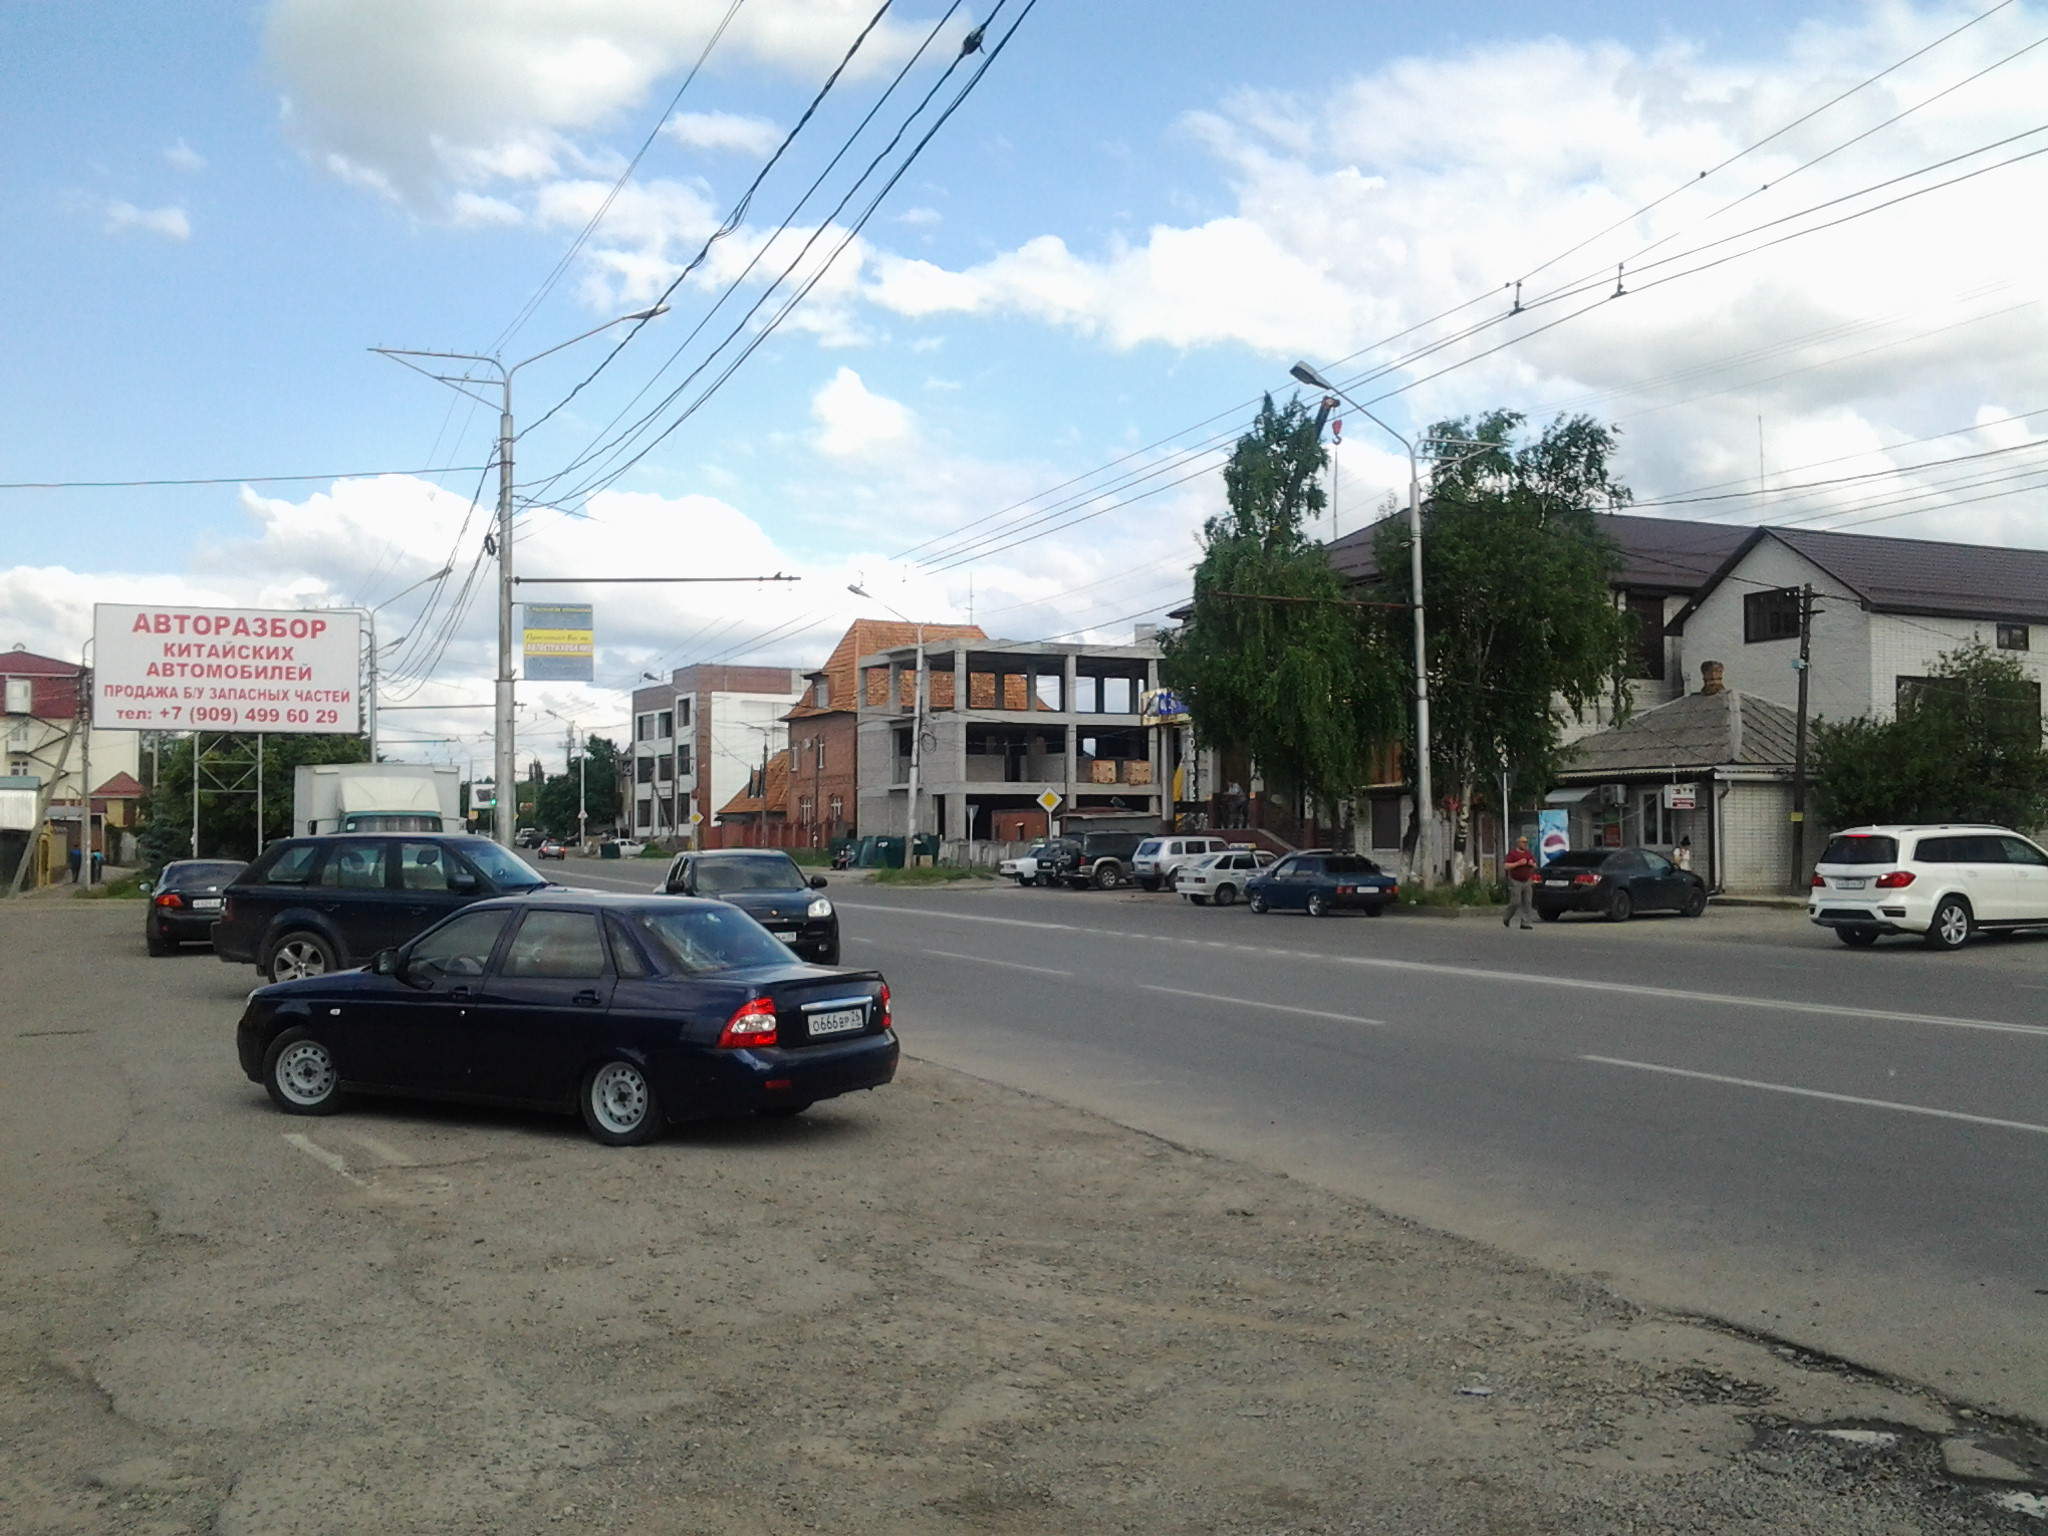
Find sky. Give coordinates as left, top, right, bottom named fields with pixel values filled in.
left=4, top=0, right=2047, bottom=773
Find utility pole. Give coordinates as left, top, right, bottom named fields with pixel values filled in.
left=77, top=648, right=92, bottom=885
left=373, top=303, right=666, bottom=847
left=1790, top=583, right=1814, bottom=890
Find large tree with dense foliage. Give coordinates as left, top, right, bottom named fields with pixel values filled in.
left=1369, top=410, right=1634, bottom=874
left=136, top=733, right=372, bottom=871
left=1815, top=641, right=2048, bottom=830
left=534, top=735, right=624, bottom=838
left=1162, top=395, right=1406, bottom=814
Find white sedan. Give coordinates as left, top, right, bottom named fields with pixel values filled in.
left=1174, top=847, right=1276, bottom=906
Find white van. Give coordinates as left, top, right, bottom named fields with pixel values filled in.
left=1131, top=835, right=1231, bottom=892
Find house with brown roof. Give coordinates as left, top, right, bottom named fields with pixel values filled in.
left=3, top=645, right=145, bottom=883
left=714, top=747, right=795, bottom=842
left=783, top=619, right=986, bottom=846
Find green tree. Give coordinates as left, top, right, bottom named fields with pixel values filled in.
left=1162, top=395, right=1406, bottom=817
left=1815, top=641, right=2048, bottom=829
left=1371, top=410, right=1633, bottom=873
left=135, top=733, right=371, bottom=871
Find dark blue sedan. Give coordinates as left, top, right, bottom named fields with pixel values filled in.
left=235, top=892, right=897, bottom=1146
left=1246, top=851, right=1400, bottom=917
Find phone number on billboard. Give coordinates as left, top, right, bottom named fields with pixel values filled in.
left=188, top=707, right=342, bottom=726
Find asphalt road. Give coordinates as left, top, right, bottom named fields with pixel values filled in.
left=558, top=862, right=2048, bottom=1422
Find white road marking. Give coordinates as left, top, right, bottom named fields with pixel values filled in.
left=1581, top=1055, right=2048, bottom=1137
left=842, top=903, right=2048, bottom=1040
left=282, top=1133, right=367, bottom=1186
left=1141, top=984, right=1384, bottom=1027
left=924, top=949, right=1074, bottom=977
left=339, top=1130, right=419, bottom=1168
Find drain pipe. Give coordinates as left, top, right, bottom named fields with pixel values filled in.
left=1711, top=772, right=1729, bottom=893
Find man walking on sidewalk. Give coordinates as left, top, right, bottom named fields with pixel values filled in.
left=1503, top=836, right=1538, bottom=929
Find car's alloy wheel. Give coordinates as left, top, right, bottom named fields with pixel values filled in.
left=1093, top=864, right=1122, bottom=890
left=1837, top=927, right=1880, bottom=947
left=263, top=1028, right=343, bottom=1115
left=582, top=1059, right=662, bottom=1146
left=1306, top=892, right=1329, bottom=918
left=1248, top=891, right=1268, bottom=914
left=268, top=932, right=335, bottom=982
left=1926, top=898, right=1972, bottom=951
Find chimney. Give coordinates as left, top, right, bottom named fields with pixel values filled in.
left=1699, top=660, right=1726, bottom=695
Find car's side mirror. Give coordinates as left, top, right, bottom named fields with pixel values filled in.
left=809, top=875, right=828, bottom=890
left=449, top=872, right=479, bottom=892
left=370, top=948, right=397, bottom=976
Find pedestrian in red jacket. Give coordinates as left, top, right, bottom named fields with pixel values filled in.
left=1503, top=836, right=1538, bottom=930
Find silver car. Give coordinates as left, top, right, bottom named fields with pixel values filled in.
left=1174, top=847, right=1276, bottom=906
left=1132, top=835, right=1231, bottom=892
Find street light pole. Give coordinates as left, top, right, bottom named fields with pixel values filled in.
left=374, top=303, right=667, bottom=847
left=848, top=584, right=925, bottom=859
left=355, top=565, right=450, bottom=763
left=1290, top=362, right=1493, bottom=886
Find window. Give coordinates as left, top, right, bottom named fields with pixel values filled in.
left=1370, top=798, right=1402, bottom=850
left=676, top=746, right=693, bottom=777
left=3, top=677, right=28, bottom=714
left=607, top=919, right=652, bottom=978
left=1820, top=834, right=1896, bottom=864
left=410, top=909, right=511, bottom=978
left=676, top=698, right=692, bottom=729
left=814, top=735, right=825, bottom=770
left=258, top=842, right=322, bottom=885
left=317, top=842, right=388, bottom=889
left=1999, top=623, right=2030, bottom=651
left=1639, top=851, right=1674, bottom=876
left=397, top=841, right=464, bottom=891
left=828, top=794, right=844, bottom=823
left=1743, top=588, right=1801, bottom=642
left=693, top=853, right=805, bottom=893
left=636, top=713, right=654, bottom=742
left=1625, top=592, right=1666, bottom=680
left=627, top=906, right=796, bottom=974
left=656, top=709, right=673, bottom=739
left=2000, top=836, right=2048, bottom=867
left=1101, top=677, right=1134, bottom=713
left=1323, top=855, right=1381, bottom=874
left=503, top=910, right=609, bottom=978
left=798, top=794, right=814, bottom=824
left=8, top=753, right=30, bottom=777
left=635, top=754, right=654, bottom=784
left=813, top=676, right=830, bottom=708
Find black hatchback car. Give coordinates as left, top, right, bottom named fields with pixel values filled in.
left=145, top=859, right=246, bottom=954
left=235, top=892, right=897, bottom=1145
left=654, top=849, right=838, bottom=964
left=213, top=833, right=554, bottom=982
left=1533, top=846, right=1708, bottom=921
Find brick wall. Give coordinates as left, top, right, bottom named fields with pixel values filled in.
left=1720, top=781, right=1796, bottom=893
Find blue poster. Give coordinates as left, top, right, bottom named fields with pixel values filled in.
left=1537, top=809, right=1569, bottom=867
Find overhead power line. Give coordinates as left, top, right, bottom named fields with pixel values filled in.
left=0, top=464, right=491, bottom=491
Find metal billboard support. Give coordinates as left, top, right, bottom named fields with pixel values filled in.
left=191, top=733, right=262, bottom=859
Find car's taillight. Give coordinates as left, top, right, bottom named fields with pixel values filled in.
left=879, top=982, right=893, bottom=1032
left=1811, top=872, right=1826, bottom=888
left=1572, top=872, right=1600, bottom=886
left=220, top=895, right=235, bottom=921
left=1874, top=870, right=1916, bottom=889
left=716, top=996, right=779, bottom=1049
left=1384, top=884, right=1399, bottom=898
left=153, top=891, right=184, bottom=909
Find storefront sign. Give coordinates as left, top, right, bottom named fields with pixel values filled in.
left=1662, top=782, right=1698, bottom=811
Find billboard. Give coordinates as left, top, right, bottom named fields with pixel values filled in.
left=92, top=603, right=363, bottom=734
left=523, top=603, right=593, bottom=682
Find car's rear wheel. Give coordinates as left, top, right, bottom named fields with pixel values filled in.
left=1019, top=875, right=1036, bottom=887
left=1306, top=891, right=1329, bottom=918
left=146, top=918, right=176, bottom=956
left=1836, top=927, right=1880, bottom=947
left=581, top=1059, right=663, bottom=1146
left=1212, top=884, right=1237, bottom=907
left=1606, top=891, right=1634, bottom=923
left=266, top=931, right=337, bottom=983
left=1093, top=863, right=1123, bottom=890
left=1364, top=903, right=1384, bottom=917
left=1681, top=886, right=1708, bottom=917
left=263, top=1027, right=344, bottom=1115
left=1139, top=877, right=1160, bottom=892
left=1925, top=897, right=1973, bottom=951
left=1248, top=891, right=1268, bottom=914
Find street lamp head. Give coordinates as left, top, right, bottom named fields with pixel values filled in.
left=846, top=583, right=869, bottom=598
left=626, top=304, right=670, bottom=322
left=640, top=671, right=659, bottom=681
left=1289, top=361, right=1335, bottom=391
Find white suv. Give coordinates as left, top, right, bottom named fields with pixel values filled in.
left=1132, top=835, right=1230, bottom=892
left=1809, top=823, right=2048, bottom=950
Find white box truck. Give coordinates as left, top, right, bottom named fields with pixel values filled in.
left=293, top=762, right=462, bottom=836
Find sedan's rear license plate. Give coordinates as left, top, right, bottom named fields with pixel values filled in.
left=808, top=1007, right=865, bottom=1036
left=1544, top=879, right=1569, bottom=887
left=191, top=897, right=222, bottom=909
left=1834, top=877, right=1867, bottom=889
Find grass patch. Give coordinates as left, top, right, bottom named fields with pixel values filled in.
left=786, top=847, right=832, bottom=867
left=634, top=845, right=669, bottom=858
left=80, top=872, right=149, bottom=900
left=870, top=864, right=988, bottom=885
left=1397, top=875, right=1506, bottom=908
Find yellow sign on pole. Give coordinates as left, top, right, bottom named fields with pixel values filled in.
left=1036, top=789, right=1062, bottom=814
left=689, top=809, right=704, bottom=825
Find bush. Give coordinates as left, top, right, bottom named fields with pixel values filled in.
left=870, top=865, right=987, bottom=885
left=787, top=847, right=831, bottom=867
left=81, top=872, right=149, bottom=901
left=1398, top=875, right=1505, bottom=908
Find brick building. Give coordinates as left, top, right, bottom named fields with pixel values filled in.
left=626, top=664, right=804, bottom=844
left=2, top=646, right=145, bottom=884
left=783, top=619, right=985, bottom=847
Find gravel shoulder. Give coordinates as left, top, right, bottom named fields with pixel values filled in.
left=2, top=900, right=2044, bottom=1533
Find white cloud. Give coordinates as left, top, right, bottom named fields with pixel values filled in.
left=894, top=205, right=941, bottom=227
left=812, top=367, right=911, bottom=457
left=449, top=190, right=524, bottom=228
left=664, top=110, right=782, bottom=157
left=164, top=139, right=207, bottom=173
left=103, top=201, right=191, bottom=241
left=263, top=0, right=964, bottom=207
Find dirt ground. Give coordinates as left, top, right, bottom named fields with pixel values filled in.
left=3, top=900, right=2046, bottom=1533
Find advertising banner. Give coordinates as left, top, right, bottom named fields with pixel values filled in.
left=523, top=603, right=594, bottom=682
left=92, top=604, right=362, bottom=733
left=1536, top=809, right=1569, bottom=866
left=1661, top=782, right=1699, bottom=811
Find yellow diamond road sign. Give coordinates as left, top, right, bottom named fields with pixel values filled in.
left=1036, top=789, right=1062, bottom=814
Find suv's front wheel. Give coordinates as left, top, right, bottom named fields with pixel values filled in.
left=1925, top=896, right=1974, bottom=951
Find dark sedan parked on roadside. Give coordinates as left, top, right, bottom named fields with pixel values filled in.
left=1533, top=847, right=1708, bottom=921
left=144, top=859, right=246, bottom=954
left=655, top=849, right=839, bottom=964
left=1247, top=851, right=1400, bottom=916
left=214, top=833, right=554, bottom=982
left=235, top=893, right=897, bottom=1145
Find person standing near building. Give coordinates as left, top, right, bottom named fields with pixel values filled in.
left=1503, top=835, right=1537, bottom=930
